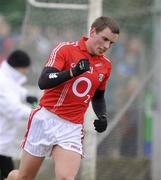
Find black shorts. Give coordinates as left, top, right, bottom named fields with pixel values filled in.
left=0, top=155, right=14, bottom=180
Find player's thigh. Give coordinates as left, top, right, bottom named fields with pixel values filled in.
left=52, top=145, right=81, bottom=178
left=18, top=150, right=44, bottom=179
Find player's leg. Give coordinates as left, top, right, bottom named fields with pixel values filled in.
left=10, top=107, right=45, bottom=179
left=50, top=113, right=84, bottom=180
left=52, top=145, right=81, bottom=180
left=7, top=169, right=19, bottom=180
left=7, top=150, right=44, bottom=180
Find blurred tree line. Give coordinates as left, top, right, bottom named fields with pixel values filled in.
left=0, top=0, right=153, bottom=30
left=0, top=0, right=154, bottom=38
left=0, top=0, right=26, bottom=31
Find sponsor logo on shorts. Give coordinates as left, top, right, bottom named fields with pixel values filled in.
left=71, top=145, right=81, bottom=152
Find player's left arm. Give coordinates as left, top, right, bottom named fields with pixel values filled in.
left=92, top=89, right=108, bottom=133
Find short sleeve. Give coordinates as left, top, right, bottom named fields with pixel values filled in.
left=45, top=43, right=67, bottom=71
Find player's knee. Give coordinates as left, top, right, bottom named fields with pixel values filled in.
left=7, top=170, right=33, bottom=180
left=57, top=176, right=75, bottom=180
left=7, top=169, right=19, bottom=180
left=56, top=172, right=75, bottom=180
left=65, top=177, right=75, bottom=180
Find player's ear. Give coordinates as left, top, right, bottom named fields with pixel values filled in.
left=90, top=27, right=96, bottom=37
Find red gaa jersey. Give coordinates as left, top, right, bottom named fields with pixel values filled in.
left=39, top=37, right=112, bottom=124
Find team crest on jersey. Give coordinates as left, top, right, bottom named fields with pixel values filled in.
left=98, top=73, right=104, bottom=82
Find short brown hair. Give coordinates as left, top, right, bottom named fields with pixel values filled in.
left=91, top=16, right=120, bottom=34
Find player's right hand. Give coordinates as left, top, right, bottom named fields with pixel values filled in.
left=71, top=58, right=90, bottom=76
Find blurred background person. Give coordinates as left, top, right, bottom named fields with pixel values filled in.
left=0, top=15, right=16, bottom=62
left=0, top=50, right=37, bottom=180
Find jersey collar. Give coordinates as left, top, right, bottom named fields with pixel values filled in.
left=78, top=36, right=89, bottom=52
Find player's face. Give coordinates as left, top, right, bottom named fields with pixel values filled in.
left=87, top=27, right=119, bottom=56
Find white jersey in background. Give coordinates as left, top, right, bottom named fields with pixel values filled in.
left=0, top=61, right=32, bottom=158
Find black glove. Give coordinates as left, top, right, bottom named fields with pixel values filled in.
left=26, top=95, right=38, bottom=105
left=71, top=58, right=90, bottom=77
left=94, top=115, right=108, bottom=133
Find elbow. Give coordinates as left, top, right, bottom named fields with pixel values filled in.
left=38, top=79, right=45, bottom=90
left=38, top=84, right=44, bottom=90
left=91, top=98, right=96, bottom=107
left=38, top=78, right=55, bottom=90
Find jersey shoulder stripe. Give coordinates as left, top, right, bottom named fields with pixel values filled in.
left=46, top=42, right=66, bottom=67
left=45, top=41, right=78, bottom=67
left=102, top=55, right=111, bottom=63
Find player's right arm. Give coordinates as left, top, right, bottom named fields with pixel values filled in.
left=38, top=59, right=90, bottom=90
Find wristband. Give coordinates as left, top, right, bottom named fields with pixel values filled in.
left=70, top=68, right=74, bottom=77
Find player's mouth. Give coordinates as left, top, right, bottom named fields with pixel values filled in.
left=98, top=48, right=105, bottom=54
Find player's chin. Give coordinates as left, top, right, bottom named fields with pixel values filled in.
left=97, top=50, right=105, bottom=56
left=93, top=50, right=104, bottom=56
left=93, top=51, right=101, bottom=56
left=97, top=52, right=104, bottom=56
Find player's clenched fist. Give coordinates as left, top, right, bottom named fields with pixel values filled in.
left=93, top=115, right=108, bottom=133
left=71, top=58, right=90, bottom=77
